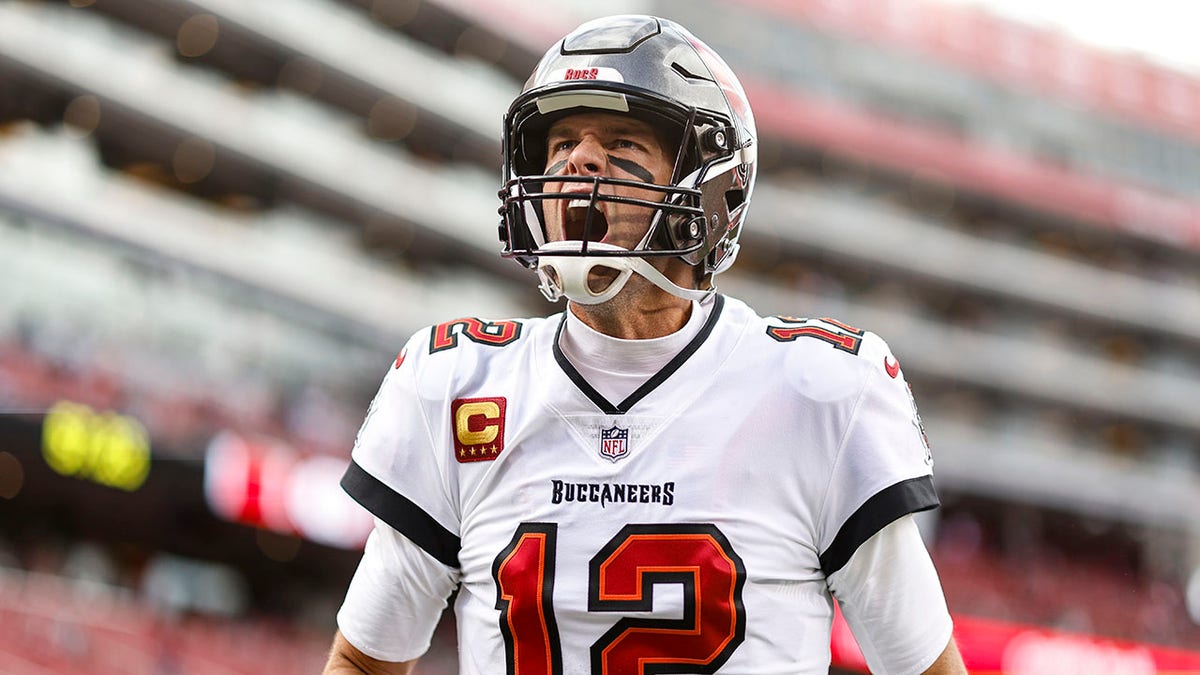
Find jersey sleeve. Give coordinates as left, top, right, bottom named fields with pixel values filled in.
left=826, top=515, right=953, bottom=675
left=817, top=334, right=939, bottom=578
left=337, top=518, right=460, bottom=662
left=341, top=331, right=462, bottom=568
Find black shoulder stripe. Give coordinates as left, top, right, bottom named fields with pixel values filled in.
left=341, top=460, right=461, bottom=568
left=819, top=475, right=938, bottom=578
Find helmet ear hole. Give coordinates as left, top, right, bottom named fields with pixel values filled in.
left=725, top=188, right=745, bottom=212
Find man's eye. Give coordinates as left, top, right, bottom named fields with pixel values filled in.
left=614, top=139, right=640, bottom=150
left=552, top=140, right=576, bottom=152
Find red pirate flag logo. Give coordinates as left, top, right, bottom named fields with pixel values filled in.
left=599, top=425, right=630, bottom=463
left=452, top=397, right=506, bottom=463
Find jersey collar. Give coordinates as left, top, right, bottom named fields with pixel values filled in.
left=552, top=294, right=726, bottom=415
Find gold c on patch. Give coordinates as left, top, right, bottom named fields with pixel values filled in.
left=451, top=397, right=506, bottom=463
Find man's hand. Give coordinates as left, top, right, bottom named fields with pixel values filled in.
left=323, top=630, right=418, bottom=675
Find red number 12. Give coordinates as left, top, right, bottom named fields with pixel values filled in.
left=493, top=523, right=746, bottom=674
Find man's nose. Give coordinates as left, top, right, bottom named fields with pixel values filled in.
left=567, top=136, right=606, bottom=175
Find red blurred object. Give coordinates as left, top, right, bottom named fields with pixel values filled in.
left=203, top=431, right=372, bottom=550
left=831, top=605, right=1200, bottom=674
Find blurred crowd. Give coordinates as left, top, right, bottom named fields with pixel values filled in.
left=0, top=329, right=365, bottom=460
left=0, top=534, right=332, bottom=674
left=934, top=511, right=1200, bottom=650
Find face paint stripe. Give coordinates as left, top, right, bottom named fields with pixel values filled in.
left=546, top=160, right=568, bottom=174
left=607, top=156, right=655, bottom=183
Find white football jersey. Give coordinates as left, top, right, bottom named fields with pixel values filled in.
left=342, top=295, right=939, bottom=674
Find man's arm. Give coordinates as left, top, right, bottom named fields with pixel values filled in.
left=323, top=630, right=418, bottom=675
left=921, top=637, right=967, bottom=675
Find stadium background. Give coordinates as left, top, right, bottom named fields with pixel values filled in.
left=1, top=0, right=1199, bottom=672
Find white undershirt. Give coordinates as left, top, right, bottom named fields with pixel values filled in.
left=557, top=299, right=711, bottom=403
left=828, top=515, right=954, bottom=674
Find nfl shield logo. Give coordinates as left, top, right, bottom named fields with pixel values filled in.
left=599, top=425, right=630, bottom=463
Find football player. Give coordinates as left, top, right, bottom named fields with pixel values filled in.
left=325, top=14, right=966, bottom=675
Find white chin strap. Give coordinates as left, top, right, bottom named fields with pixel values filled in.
left=536, top=241, right=712, bottom=305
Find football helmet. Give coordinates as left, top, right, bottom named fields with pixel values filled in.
left=499, top=15, right=757, bottom=304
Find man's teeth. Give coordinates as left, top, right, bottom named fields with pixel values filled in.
left=568, top=199, right=591, bottom=209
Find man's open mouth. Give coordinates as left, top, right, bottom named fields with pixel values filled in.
left=562, top=198, right=609, bottom=243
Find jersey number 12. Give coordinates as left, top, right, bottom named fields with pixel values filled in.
left=493, top=522, right=746, bottom=674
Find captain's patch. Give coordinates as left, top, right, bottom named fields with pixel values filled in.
left=452, top=397, right=506, bottom=463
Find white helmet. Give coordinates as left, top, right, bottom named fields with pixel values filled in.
left=498, top=15, right=757, bottom=304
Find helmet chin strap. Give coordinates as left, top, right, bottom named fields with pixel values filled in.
left=536, top=241, right=712, bottom=305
